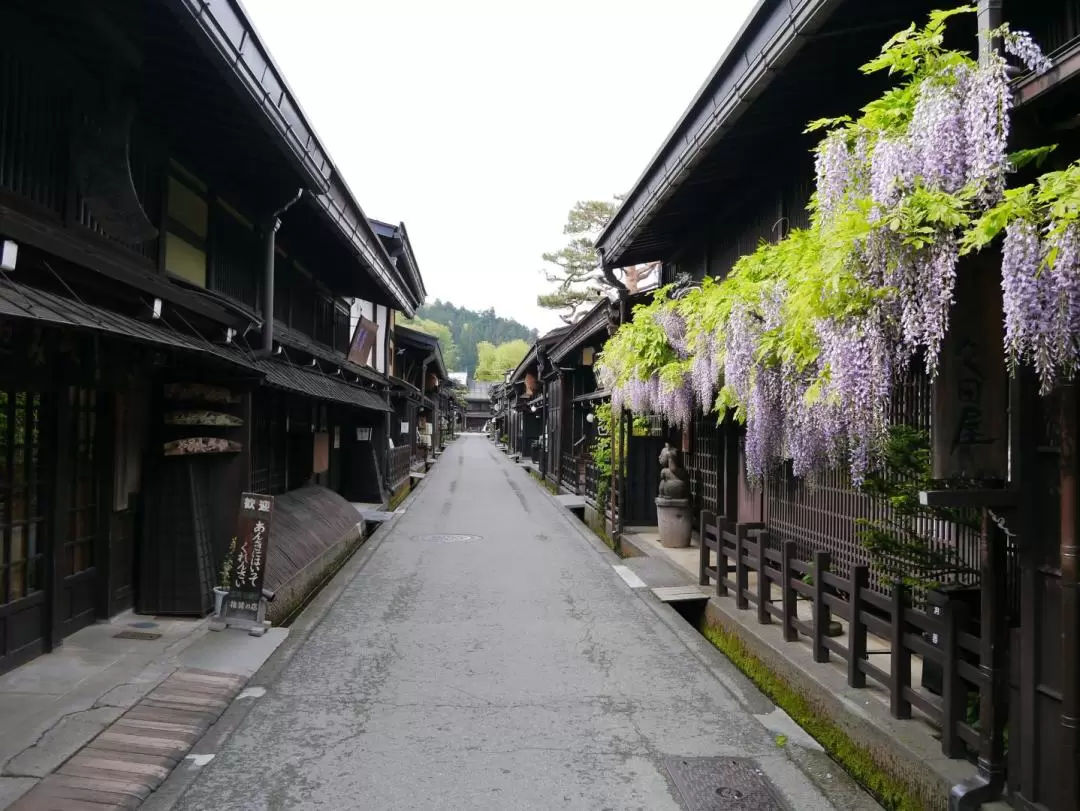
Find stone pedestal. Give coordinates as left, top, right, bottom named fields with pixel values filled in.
left=656, top=497, right=693, bottom=548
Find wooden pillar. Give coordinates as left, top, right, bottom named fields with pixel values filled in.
left=977, top=0, right=1003, bottom=67
left=1060, top=384, right=1080, bottom=811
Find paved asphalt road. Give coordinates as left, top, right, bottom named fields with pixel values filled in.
left=164, top=436, right=876, bottom=811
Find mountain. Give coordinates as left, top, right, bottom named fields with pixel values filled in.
left=410, top=300, right=540, bottom=374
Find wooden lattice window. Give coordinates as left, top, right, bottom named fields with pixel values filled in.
left=0, top=391, right=45, bottom=604
left=690, top=413, right=720, bottom=515
left=65, top=388, right=97, bottom=578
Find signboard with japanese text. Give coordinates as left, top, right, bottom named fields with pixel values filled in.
left=932, top=259, right=1008, bottom=480
left=222, top=492, right=274, bottom=624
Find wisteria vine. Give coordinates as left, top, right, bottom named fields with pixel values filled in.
left=598, top=6, right=1069, bottom=487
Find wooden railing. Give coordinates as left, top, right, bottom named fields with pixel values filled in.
left=699, top=510, right=990, bottom=762
left=388, top=446, right=412, bottom=490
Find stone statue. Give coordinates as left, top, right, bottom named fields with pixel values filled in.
left=658, top=443, right=690, bottom=500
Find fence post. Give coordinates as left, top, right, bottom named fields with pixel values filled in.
left=756, top=530, right=771, bottom=625
left=812, top=551, right=830, bottom=663
left=940, top=597, right=968, bottom=758
left=781, top=541, right=797, bottom=642
left=735, top=524, right=749, bottom=610
left=848, top=565, right=869, bottom=688
left=717, top=521, right=729, bottom=598
left=699, top=510, right=714, bottom=587
left=890, top=580, right=912, bottom=719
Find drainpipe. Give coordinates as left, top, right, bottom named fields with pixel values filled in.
left=420, top=352, right=436, bottom=458
left=977, top=0, right=1003, bottom=66
left=259, top=188, right=305, bottom=356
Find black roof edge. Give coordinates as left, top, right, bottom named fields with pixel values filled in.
left=167, top=0, right=331, bottom=193
left=596, top=0, right=841, bottom=267
left=370, top=218, right=427, bottom=303
left=312, top=183, right=418, bottom=317
left=167, top=0, right=418, bottom=317
left=549, top=299, right=610, bottom=362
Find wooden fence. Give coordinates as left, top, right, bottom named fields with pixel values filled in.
left=699, top=510, right=992, bottom=761
left=388, top=446, right=411, bottom=491
left=560, top=450, right=579, bottom=493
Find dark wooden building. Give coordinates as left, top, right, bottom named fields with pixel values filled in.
left=463, top=381, right=493, bottom=433
left=0, top=0, right=423, bottom=674
left=390, top=324, right=449, bottom=487
left=592, top=1, right=1080, bottom=808
left=504, top=327, right=569, bottom=471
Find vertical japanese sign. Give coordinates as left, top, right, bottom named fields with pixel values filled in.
left=223, top=492, right=274, bottom=624
left=932, top=260, right=1007, bottom=480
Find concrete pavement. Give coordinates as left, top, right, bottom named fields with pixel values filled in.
left=153, top=435, right=878, bottom=810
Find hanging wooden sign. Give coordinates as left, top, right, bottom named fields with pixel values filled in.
left=348, top=316, right=378, bottom=367
left=222, top=493, right=274, bottom=625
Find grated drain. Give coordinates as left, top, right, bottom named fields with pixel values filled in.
left=113, top=630, right=162, bottom=640
left=412, top=534, right=481, bottom=544
left=664, top=757, right=785, bottom=810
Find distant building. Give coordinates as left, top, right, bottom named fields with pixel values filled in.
left=463, top=380, right=493, bottom=431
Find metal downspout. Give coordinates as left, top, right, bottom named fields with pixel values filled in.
left=259, top=188, right=305, bottom=356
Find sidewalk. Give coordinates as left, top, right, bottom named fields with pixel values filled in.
left=0, top=612, right=286, bottom=809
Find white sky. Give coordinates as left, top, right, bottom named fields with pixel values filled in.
left=245, top=0, right=759, bottom=332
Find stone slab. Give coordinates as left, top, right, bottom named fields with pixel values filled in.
left=0, top=778, right=37, bottom=809
left=3, top=706, right=125, bottom=778
left=45, top=773, right=151, bottom=801
left=9, top=793, right=126, bottom=811
left=29, top=779, right=141, bottom=810
left=64, top=754, right=170, bottom=782
left=176, top=628, right=287, bottom=679
left=653, top=585, right=711, bottom=603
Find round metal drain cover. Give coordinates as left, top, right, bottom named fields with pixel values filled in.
left=414, top=533, right=481, bottom=544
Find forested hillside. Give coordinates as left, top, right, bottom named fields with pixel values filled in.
left=407, top=300, right=539, bottom=374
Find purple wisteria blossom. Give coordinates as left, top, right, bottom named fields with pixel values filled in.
left=964, top=61, right=1011, bottom=205
left=814, top=130, right=853, bottom=223
left=745, top=365, right=783, bottom=484
left=653, top=307, right=690, bottom=358
left=1003, top=30, right=1054, bottom=75
left=816, top=312, right=893, bottom=486
left=870, top=137, right=913, bottom=210
left=909, top=67, right=972, bottom=195
left=690, top=332, right=721, bottom=413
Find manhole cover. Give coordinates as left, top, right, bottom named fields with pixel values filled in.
left=113, top=631, right=162, bottom=641
left=664, top=757, right=784, bottom=810
left=129, top=621, right=159, bottom=629
left=412, top=534, right=481, bottom=544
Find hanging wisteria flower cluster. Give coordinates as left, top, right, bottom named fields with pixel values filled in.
left=598, top=7, right=1067, bottom=486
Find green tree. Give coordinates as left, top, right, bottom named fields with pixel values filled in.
left=538, top=198, right=658, bottom=324
left=400, top=317, right=462, bottom=370
left=475, top=339, right=531, bottom=381
left=410, top=300, right=539, bottom=373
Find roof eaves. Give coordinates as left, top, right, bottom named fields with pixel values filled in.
left=550, top=300, right=609, bottom=362
left=313, top=178, right=419, bottom=317
left=510, top=345, right=539, bottom=383
left=167, top=0, right=332, bottom=193
left=167, top=0, right=418, bottom=318
left=596, top=0, right=840, bottom=267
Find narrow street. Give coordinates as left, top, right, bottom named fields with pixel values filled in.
left=158, top=436, right=869, bottom=811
